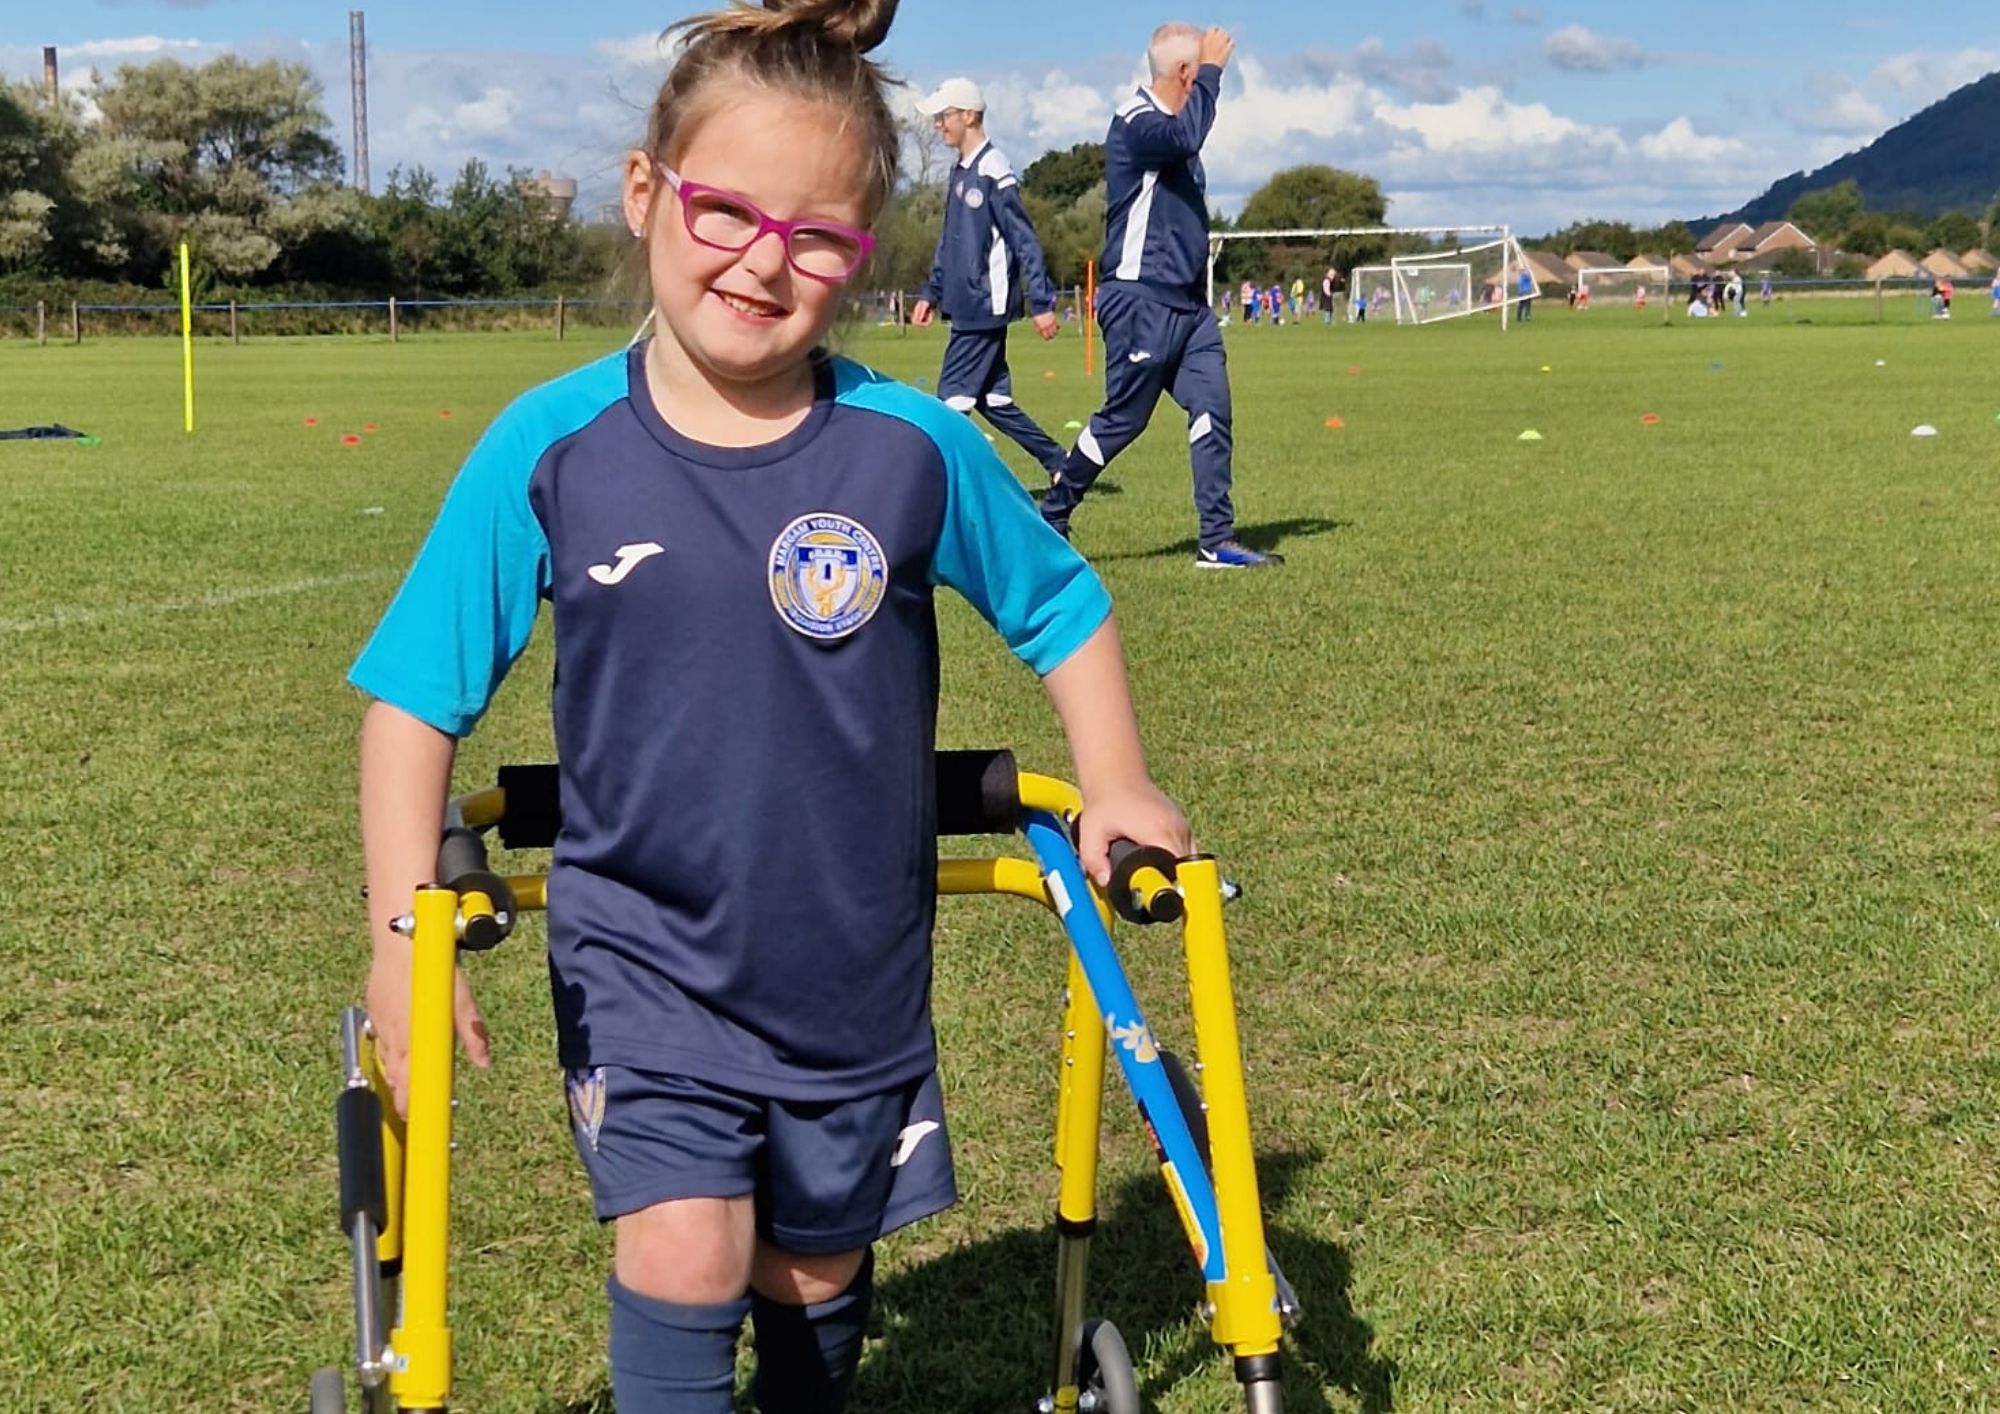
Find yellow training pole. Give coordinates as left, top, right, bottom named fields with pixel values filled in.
left=178, top=242, right=195, bottom=434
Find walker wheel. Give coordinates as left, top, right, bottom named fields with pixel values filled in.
left=309, top=1366, right=344, bottom=1414
left=1074, top=1316, right=1140, bottom=1414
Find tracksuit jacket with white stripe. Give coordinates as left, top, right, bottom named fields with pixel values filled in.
left=915, top=142, right=1058, bottom=332
left=1099, top=65, right=1222, bottom=311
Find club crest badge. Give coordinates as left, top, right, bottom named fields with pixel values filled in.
left=566, top=1066, right=607, bottom=1151
left=768, top=513, right=889, bottom=641
left=964, top=187, right=984, bottom=209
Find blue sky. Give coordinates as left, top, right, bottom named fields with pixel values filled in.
left=5, top=0, right=1997, bottom=232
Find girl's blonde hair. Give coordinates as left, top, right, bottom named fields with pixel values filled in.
left=643, top=0, right=902, bottom=224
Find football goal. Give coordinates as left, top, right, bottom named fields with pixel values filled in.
left=1391, top=261, right=1473, bottom=325
left=1206, top=225, right=1525, bottom=330
left=1574, top=264, right=1671, bottom=320
left=1348, top=265, right=1396, bottom=323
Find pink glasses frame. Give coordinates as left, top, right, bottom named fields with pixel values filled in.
left=655, top=163, right=876, bottom=284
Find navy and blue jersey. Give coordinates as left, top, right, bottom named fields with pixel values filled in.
left=350, top=344, right=1110, bottom=1100
left=1099, top=66, right=1222, bottom=311
left=915, top=143, right=1058, bottom=332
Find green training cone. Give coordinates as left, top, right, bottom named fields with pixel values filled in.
left=1518, top=430, right=1543, bottom=441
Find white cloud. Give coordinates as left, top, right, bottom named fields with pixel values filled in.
left=1778, top=47, right=1997, bottom=146
left=1543, top=25, right=1645, bottom=73
left=1786, top=75, right=1889, bottom=137
left=1633, top=116, right=1748, bottom=164
left=592, top=32, right=673, bottom=71
left=451, top=87, right=520, bottom=141
left=65, top=35, right=209, bottom=60
left=1867, top=47, right=2000, bottom=106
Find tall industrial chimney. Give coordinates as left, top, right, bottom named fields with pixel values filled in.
left=349, top=12, right=371, bottom=193
left=43, top=46, right=59, bottom=106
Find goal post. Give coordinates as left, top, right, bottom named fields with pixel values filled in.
left=1349, top=265, right=1396, bottom=323
left=1207, top=225, right=1522, bottom=330
left=1573, top=265, right=1672, bottom=321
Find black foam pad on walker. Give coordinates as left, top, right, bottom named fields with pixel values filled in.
left=934, top=749, right=1022, bottom=836
left=496, top=764, right=562, bottom=850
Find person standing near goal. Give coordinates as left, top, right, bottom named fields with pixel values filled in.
left=910, top=77, right=1067, bottom=479
left=1040, top=22, right=1282, bottom=569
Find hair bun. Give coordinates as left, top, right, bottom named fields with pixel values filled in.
left=760, top=0, right=898, bottom=52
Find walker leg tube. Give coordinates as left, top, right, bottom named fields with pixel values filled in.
left=1047, top=949, right=1107, bottom=1413
left=1179, top=856, right=1282, bottom=1364
left=388, top=888, right=461, bottom=1410
left=338, top=1010, right=394, bottom=1391
left=1047, top=1223, right=1094, bottom=1413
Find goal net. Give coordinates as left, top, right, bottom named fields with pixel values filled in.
left=1390, top=236, right=1532, bottom=324
left=1574, top=265, right=1670, bottom=318
left=1392, top=262, right=1472, bottom=324
left=1348, top=265, right=1397, bottom=323
left=1206, top=224, right=1524, bottom=330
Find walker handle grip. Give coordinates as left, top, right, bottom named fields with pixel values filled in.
left=1106, top=839, right=1184, bottom=926
left=436, top=827, right=516, bottom=952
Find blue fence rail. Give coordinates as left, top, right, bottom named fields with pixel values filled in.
left=0, top=294, right=658, bottom=342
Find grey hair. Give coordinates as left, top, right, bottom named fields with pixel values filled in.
left=1147, top=21, right=1201, bottom=78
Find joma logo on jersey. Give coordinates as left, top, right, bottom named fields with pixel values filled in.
left=768, top=513, right=888, bottom=641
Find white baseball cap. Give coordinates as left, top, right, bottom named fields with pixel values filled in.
left=916, top=77, right=985, bottom=115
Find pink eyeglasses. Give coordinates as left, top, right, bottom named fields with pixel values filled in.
left=655, top=163, right=875, bottom=283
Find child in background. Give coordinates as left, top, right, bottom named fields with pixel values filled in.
left=349, top=2, right=1190, bottom=1409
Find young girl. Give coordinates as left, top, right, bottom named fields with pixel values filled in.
left=348, top=2, right=1190, bottom=1410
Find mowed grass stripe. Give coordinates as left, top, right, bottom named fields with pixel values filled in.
left=2, top=307, right=1997, bottom=1411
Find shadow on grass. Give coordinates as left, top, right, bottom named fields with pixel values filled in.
left=541, top=1148, right=1390, bottom=1414
left=859, top=1147, right=1393, bottom=1413
left=1094, top=517, right=1351, bottom=565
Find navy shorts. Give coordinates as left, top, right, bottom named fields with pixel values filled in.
left=565, top=1065, right=957, bottom=1254
left=937, top=325, right=1013, bottom=409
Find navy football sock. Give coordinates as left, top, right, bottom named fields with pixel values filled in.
left=749, top=1250, right=874, bottom=1414
left=607, top=1276, right=748, bottom=1414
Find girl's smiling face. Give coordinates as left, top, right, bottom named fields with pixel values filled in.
left=626, top=93, right=873, bottom=394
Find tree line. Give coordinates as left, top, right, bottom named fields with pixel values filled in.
left=0, top=56, right=616, bottom=302
left=12, top=54, right=1989, bottom=309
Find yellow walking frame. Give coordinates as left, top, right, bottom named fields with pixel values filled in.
left=317, top=750, right=1296, bottom=1413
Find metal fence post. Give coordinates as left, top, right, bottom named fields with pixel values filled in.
left=556, top=294, right=566, bottom=341
left=36, top=300, right=45, bottom=346
left=71, top=300, right=80, bottom=344
left=1873, top=280, right=1883, bottom=323
left=389, top=296, right=399, bottom=343
left=229, top=299, right=240, bottom=345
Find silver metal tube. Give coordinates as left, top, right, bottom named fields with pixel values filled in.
left=349, top=1216, right=389, bottom=1387
left=1048, top=1230, right=1092, bottom=1398
left=340, top=1006, right=370, bottom=1088
left=1243, top=1376, right=1284, bottom=1414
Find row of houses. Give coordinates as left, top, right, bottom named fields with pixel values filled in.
left=1516, top=234, right=1996, bottom=289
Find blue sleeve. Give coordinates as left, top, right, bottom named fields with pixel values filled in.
left=1124, top=66, right=1221, bottom=165
left=930, top=425, right=1110, bottom=675
left=993, top=181, right=1058, bottom=315
left=347, top=416, right=551, bottom=736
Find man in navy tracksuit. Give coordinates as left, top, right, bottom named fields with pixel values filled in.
left=1040, top=23, right=1282, bottom=569
left=911, top=77, right=1067, bottom=479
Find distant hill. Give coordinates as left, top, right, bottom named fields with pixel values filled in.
left=1704, top=70, right=2000, bottom=229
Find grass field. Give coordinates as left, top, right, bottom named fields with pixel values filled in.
left=5, top=301, right=2000, bottom=1412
